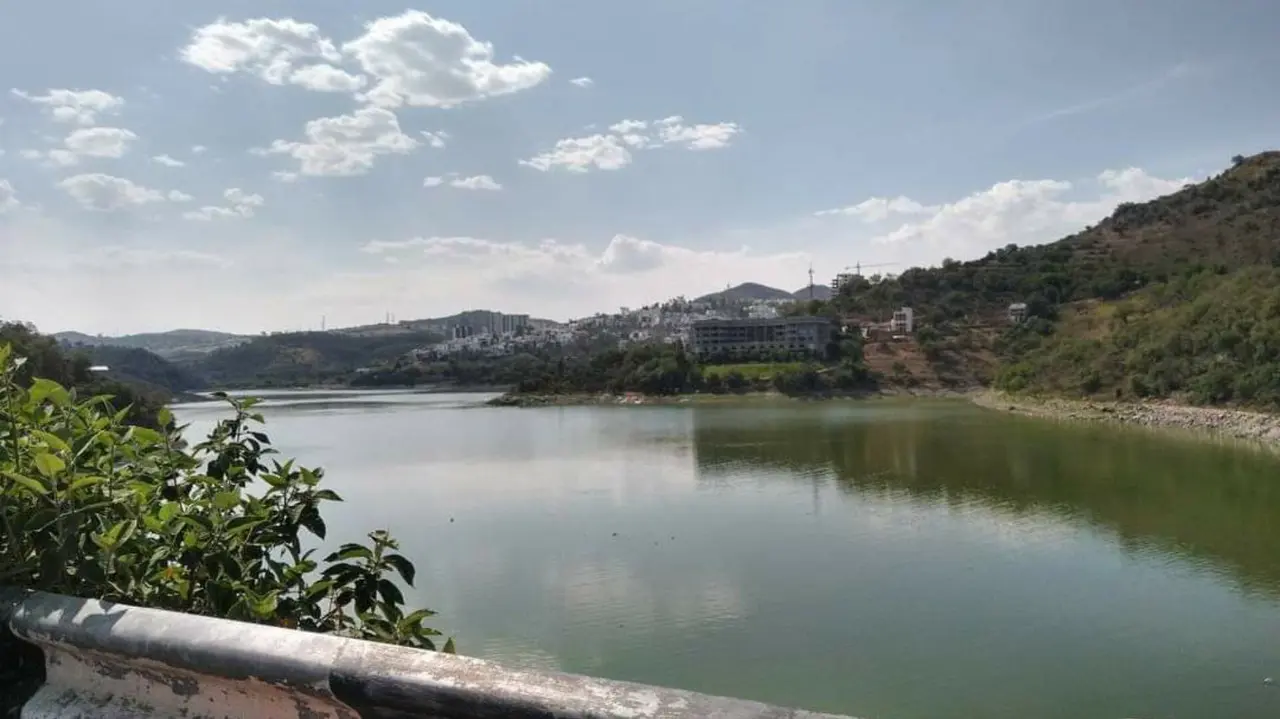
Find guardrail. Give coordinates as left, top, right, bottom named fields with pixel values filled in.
left=2, top=589, right=853, bottom=718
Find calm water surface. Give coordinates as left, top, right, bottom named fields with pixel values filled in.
left=175, top=391, right=1280, bottom=719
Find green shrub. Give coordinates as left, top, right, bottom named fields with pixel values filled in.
left=0, top=344, right=449, bottom=714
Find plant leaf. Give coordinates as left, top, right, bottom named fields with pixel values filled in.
left=3, top=471, right=50, bottom=496
left=384, top=554, right=416, bottom=586
left=33, top=453, right=66, bottom=478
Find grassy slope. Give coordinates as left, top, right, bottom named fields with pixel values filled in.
left=998, top=267, right=1280, bottom=408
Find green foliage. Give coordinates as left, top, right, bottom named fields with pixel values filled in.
left=1, top=322, right=170, bottom=428
left=994, top=267, right=1280, bottom=407
left=199, top=330, right=444, bottom=388
left=0, top=344, right=449, bottom=712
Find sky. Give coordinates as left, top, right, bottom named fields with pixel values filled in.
left=1, top=0, right=1278, bottom=335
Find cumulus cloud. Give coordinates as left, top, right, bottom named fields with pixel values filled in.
left=257, top=106, right=419, bottom=176
left=521, top=115, right=742, bottom=172
left=803, top=168, right=1195, bottom=271
left=183, top=187, right=265, bottom=221
left=57, top=173, right=172, bottom=211
left=569, top=77, right=594, bottom=88
left=60, top=127, right=136, bottom=163
left=344, top=10, right=551, bottom=108
left=653, top=116, right=742, bottom=150
left=423, top=173, right=502, bottom=191
left=520, top=134, right=633, bottom=173
left=11, top=88, right=124, bottom=125
left=181, top=17, right=359, bottom=92
left=287, top=63, right=366, bottom=92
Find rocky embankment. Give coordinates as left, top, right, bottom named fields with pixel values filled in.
left=973, top=391, right=1280, bottom=445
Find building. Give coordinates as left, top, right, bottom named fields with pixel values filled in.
left=831, top=273, right=857, bottom=292
left=452, top=325, right=475, bottom=340
left=1008, top=302, right=1028, bottom=324
left=890, top=307, right=914, bottom=334
left=484, top=312, right=530, bottom=335
left=690, top=316, right=834, bottom=357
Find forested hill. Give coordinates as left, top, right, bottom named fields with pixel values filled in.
left=197, top=329, right=443, bottom=388
left=832, top=152, right=1280, bottom=327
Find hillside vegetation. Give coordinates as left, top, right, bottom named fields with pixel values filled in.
left=997, top=267, right=1280, bottom=406
left=198, top=330, right=443, bottom=387
left=827, top=151, right=1280, bottom=408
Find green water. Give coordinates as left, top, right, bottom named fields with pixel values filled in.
left=175, top=392, right=1280, bottom=718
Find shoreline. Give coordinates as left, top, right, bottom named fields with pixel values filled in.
left=971, top=391, right=1280, bottom=446
left=486, top=386, right=976, bottom=407
left=489, top=388, right=1280, bottom=448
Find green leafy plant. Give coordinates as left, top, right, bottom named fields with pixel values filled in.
left=0, top=344, right=450, bottom=715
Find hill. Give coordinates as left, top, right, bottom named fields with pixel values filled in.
left=1, top=323, right=172, bottom=426
left=197, top=329, right=443, bottom=388
left=80, top=344, right=206, bottom=394
left=792, top=285, right=833, bottom=301
left=828, top=151, right=1280, bottom=406
left=695, top=282, right=795, bottom=304
left=56, top=329, right=248, bottom=360
left=832, top=151, right=1280, bottom=327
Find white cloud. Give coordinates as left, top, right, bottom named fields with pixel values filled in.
left=522, top=116, right=742, bottom=172
left=258, top=106, right=419, bottom=176
left=181, top=17, right=353, bottom=91
left=272, top=170, right=299, bottom=183
left=654, top=116, right=742, bottom=150
left=167, top=190, right=193, bottom=203
left=569, top=77, right=594, bottom=88
left=520, top=134, right=633, bottom=173
left=815, top=196, right=938, bottom=221
left=288, top=63, right=366, bottom=92
left=800, top=168, right=1195, bottom=272
left=191, top=145, right=208, bottom=155
left=57, top=173, right=170, bottom=211
left=183, top=187, right=264, bottom=221
left=424, top=173, right=502, bottom=191
left=11, top=88, right=124, bottom=125
left=152, top=154, right=186, bottom=168
left=0, top=179, right=18, bottom=212
left=63, top=127, right=136, bottom=160
left=343, top=10, right=551, bottom=108
left=27, top=127, right=138, bottom=167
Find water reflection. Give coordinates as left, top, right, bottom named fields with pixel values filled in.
left=691, top=401, right=1280, bottom=598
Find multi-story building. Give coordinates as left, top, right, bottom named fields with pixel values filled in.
left=690, top=316, right=834, bottom=357
left=483, top=312, right=530, bottom=335
left=890, top=307, right=914, bottom=334
left=831, top=273, right=857, bottom=292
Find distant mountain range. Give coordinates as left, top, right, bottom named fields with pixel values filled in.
left=695, top=282, right=831, bottom=304
left=55, top=329, right=249, bottom=360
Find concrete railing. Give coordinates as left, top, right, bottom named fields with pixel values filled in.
left=1, top=589, right=853, bottom=718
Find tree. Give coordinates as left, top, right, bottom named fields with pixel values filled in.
left=0, top=345, right=452, bottom=715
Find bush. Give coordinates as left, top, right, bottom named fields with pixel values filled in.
left=0, top=344, right=449, bottom=714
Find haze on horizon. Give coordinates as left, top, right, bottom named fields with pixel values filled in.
left=2, top=0, right=1278, bottom=335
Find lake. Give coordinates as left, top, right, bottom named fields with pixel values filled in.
left=174, top=391, right=1280, bottom=719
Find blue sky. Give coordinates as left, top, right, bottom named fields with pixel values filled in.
left=1, top=0, right=1277, bottom=334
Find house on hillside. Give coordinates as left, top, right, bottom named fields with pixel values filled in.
left=1008, top=302, right=1028, bottom=324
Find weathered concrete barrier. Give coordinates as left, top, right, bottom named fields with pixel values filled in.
left=2, top=589, right=852, bottom=718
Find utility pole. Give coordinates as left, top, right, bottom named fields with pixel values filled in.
left=808, top=264, right=815, bottom=301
